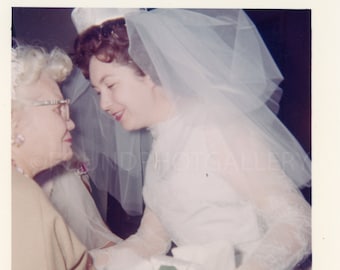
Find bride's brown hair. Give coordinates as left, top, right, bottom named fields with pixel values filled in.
left=73, top=18, right=144, bottom=79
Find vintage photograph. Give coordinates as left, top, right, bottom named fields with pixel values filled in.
left=11, top=7, right=312, bottom=270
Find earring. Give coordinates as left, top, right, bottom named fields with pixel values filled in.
left=12, top=134, right=25, bottom=147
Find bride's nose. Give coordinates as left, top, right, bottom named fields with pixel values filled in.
left=99, top=89, right=115, bottom=111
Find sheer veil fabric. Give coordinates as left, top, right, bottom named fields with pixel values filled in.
left=65, top=7, right=310, bottom=219
left=125, top=9, right=310, bottom=188
left=62, top=68, right=151, bottom=216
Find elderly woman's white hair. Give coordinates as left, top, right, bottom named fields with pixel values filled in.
left=11, top=44, right=73, bottom=100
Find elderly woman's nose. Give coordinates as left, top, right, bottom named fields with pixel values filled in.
left=66, top=118, right=76, bottom=130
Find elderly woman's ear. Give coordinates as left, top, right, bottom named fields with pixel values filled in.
left=11, top=112, right=24, bottom=147
left=12, top=133, right=25, bottom=148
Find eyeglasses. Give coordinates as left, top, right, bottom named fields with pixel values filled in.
left=33, top=99, right=70, bottom=121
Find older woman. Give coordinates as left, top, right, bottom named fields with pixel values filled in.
left=11, top=44, right=93, bottom=270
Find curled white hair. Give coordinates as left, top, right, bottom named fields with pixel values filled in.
left=11, top=45, right=73, bottom=100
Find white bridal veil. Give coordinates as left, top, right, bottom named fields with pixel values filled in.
left=65, top=8, right=311, bottom=216
left=126, top=9, right=310, bottom=186
left=62, top=69, right=151, bottom=216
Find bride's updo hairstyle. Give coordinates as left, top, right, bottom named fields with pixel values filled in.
left=73, top=18, right=145, bottom=79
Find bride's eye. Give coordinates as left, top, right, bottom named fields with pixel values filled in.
left=108, top=84, right=116, bottom=90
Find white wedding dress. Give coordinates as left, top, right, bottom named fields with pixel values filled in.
left=68, top=8, right=311, bottom=270
left=90, top=104, right=311, bottom=270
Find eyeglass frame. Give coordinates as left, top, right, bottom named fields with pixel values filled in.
left=32, top=99, right=71, bottom=121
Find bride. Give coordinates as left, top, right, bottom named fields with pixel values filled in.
left=70, top=8, right=311, bottom=270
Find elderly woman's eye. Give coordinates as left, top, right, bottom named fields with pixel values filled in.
left=54, top=106, right=62, bottom=115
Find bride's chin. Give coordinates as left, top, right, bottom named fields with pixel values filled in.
left=123, top=126, right=134, bottom=132
left=123, top=124, right=142, bottom=132
left=121, top=121, right=134, bottom=131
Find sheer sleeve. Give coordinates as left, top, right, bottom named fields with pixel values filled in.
left=89, top=207, right=171, bottom=269
left=205, top=124, right=311, bottom=270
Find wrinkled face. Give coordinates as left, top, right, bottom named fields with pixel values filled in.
left=89, top=56, right=157, bottom=131
left=13, top=73, right=75, bottom=173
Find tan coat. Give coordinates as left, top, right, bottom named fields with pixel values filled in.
left=12, top=168, right=92, bottom=270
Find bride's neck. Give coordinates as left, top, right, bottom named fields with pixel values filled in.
left=151, top=86, right=176, bottom=125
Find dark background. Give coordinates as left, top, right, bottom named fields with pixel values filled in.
left=12, top=8, right=311, bottom=240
